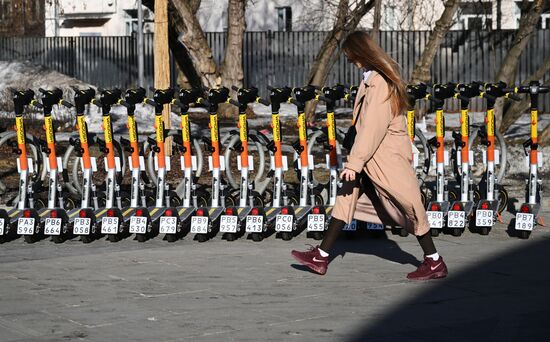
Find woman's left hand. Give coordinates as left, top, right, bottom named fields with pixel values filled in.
left=340, top=168, right=357, bottom=182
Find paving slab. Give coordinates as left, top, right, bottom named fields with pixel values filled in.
left=0, top=208, right=548, bottom=342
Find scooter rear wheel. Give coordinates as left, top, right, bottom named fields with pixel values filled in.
left=136, top=234, right=147, bottom=243
left=165, top=234, right=178, bottom=242
left=196, top=234, right=208, bottom=243
left=430, top=229, right=440, bottom=237
left=497, top=188, right=508, bottom=214
left=251, top=233, right=263, bottom=242
left=311, top=231, right=323, bottom=240
left=399, top=229, right=409, bottom=237
left=80, top=235, right=94, bottom=244
left=517, top=230, right=531, bottom=239
left=52, top=235, right=65, bottom=244
left=280, top=232, right=292, bottom=241
left=24, top=235, right=38, bottom=243
left=479, top=227, right=490, bottom=235
left=450, top=228, right=462, bottom=237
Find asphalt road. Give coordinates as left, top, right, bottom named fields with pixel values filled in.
left=0, top=208, right=549, bottom=342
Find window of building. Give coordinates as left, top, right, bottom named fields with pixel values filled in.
left=458, top=1, right=492, bottom=29
left=0, top=0, right=12, bottom=21
left=277, top=6, right=292, bottom=31
left=540, top=13, right=550, bottom=29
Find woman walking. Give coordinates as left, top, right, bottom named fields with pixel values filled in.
left=291, top=31, right=448, bottom=281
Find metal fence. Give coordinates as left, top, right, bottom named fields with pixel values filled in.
left=1, top=30, right=549, bottom=110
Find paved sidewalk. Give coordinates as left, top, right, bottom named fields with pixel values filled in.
left=0, top=211, right=549, bottom=342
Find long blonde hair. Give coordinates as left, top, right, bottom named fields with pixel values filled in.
left=342, top=31, right=408, bottom=115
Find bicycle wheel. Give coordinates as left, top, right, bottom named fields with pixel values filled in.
left=223, top=133, right=266, bottom=191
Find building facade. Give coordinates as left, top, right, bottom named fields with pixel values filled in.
left=0, top=0, right=45, bottom=37
left=44, top=0, right=153, bottom=36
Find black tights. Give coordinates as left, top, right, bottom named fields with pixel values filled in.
left=319, top=175, right=437, bottom=256
left=319, top=217, right=437, bottom=256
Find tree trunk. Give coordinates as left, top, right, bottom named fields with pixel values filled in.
left=500, top=55, right=550, bottom=132
left=494, top=0, right=545, bottom=129
left=409, top=0, right=460, bottom=84
left=171, top=0, right=219, bottom=88
left=219, top=0, right=246, bottom=90
left=305, top=0, right=375, bottom=121
left=540, top=121, right=550, bottom=145
left=372, top=0, right=382, bottom=43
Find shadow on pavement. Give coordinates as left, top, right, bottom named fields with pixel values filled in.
left=346, top=237, right=550, bottom=341
left=291, top=230, right=422, bottom=274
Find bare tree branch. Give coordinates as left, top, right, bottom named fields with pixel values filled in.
left=409, top=0, right=460, bottom=84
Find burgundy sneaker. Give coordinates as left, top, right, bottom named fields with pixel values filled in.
left=291, top=246, right=328, bottom=275
left=407, top=256, right=448, bottom=281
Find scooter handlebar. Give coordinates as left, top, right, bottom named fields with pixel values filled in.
left=257, top=97, right=270, bottom=106
left=228, top=99, right=240, bottom=107
left=231, top=85, right=240, bottom=92
left=59, top=99, right=74, bottom=108
left=316, top=95, right=333, bottom=104
left=288, top=98, right=303, bottom=107
left=31, top=100, right=43, bottom=109
left=506, top=93, right=522, bottom=101
left=143, top=98, right=157, bottom=107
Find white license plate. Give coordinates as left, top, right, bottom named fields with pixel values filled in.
left=447, top=211, right=466, bottom=228
left=307, top=214, right=325, bottom=232
left=367, top=222, right=384, bottom=230
left=159, top=216, right=178, bottom=234
left=475, top=210, right=493, bottom=227
left=44, top=218, right=62, bottom=236
left=190, top=216, right=209, bottom=234
left=427, top=211, right=444, bottom=228
left=0, top=218, right=4, bottom=236
left=275, top=214, right=293, bottom=232
left=101, top=217, right=119, bottom=234
left=245, top=215, right=263, bottom=233
left=343, top=220, right=357, bottom=231
left=17, top=217, right=35, bottom=235
left=129, top=216, right=148, bottom=234
left=73, top=218, right=91, bottom=235
left=219, top=215, right=238, bottom=233
left=515, top=213, right=534, bottom=231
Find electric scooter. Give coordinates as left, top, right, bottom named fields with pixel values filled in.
left=425, top=83, right=456, bottom=237
left=305, top=85, right=343, bottom=240
left=128, top=88, right=173, bottom=242
left=8, top=90, right=42, bottom=243
left=221, top=86, right=271, bottom=241
left=445, top=83, right=480, bottom=237
left=261, top=86, right=293, bottom=242
left=93, top=89, right=129, bottom=242
left=68, top=87, right=102, bottom=243
left=157, top=87, right=208, bottom=242
left=190, top=87, right=231, bottom=242
left=472, top=82, right=518, bottom=235
left=513, top=81, right=549, bottom=239
left=36, top=88, right=75, bottom=243
left=276, top=86, right=328, bottom=240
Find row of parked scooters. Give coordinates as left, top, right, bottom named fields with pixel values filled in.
left=0, top=81, right=546, bottom=244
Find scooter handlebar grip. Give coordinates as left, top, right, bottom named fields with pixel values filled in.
left=197, top=98, right=210, bottom=107
left=38, top=88, right=47, bottom=94
left=257, top=98, right=271, bottom=106
left=482, top=93, right=497, bottom=101
left=32, top=101, right=43, bottom=109
left=317, top=95, right=333, bottom=104
left=288, top=98, right=303, bottom=107
left=507, top=93, right=521, bottom=101
left=229, top=99, right=240, bottom=107
left=540, top=86, right=549, bottom=93
left=60, top=100, right=74, bottom=108
left=231, top=85, right=240, bottom=92
left=144, top=98, right=157, bottom=107
left=266, top=85, right=274, bottom=91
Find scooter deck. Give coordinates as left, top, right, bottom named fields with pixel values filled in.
left=200, top=207, right=225, bottom=221
left=293, top=206, right=312, bottom=225
left=7, top=208, right=23, bottom=225
left=264, top=207, right=283, bottom=225
left=236, top=207, right=253, bottom=221
left=450, top=201, right=475, bottom=215
left=145, top=207, right=165, bottom=222
left=175, top=207, right=195, bottom=222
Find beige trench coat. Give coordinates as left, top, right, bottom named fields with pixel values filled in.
left=333, top=71, right=430, bottom=236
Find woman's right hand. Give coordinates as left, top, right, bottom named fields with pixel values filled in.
left=340, top=168, right=357, bottom=182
